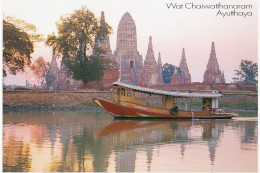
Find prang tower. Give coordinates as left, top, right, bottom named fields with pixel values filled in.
left=113, top=12, right=143, bottom=85
left=113, top=12, right=163, bottom=86
left=95, top=11, right=112, bottom=56
left=48, top=51, right=59, bottom=88
left=95, top=11, right=119, bottom=88
left=203, top=42, right=225, bottom=83
left=179, top=48, right=191, bottom=84
left=143, top=36, right=163, bottom=86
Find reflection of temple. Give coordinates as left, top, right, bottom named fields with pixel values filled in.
left=97, top=120, right=228, bottom=170
left=3, top=112, right=258, bottom=172
left=115, top=150, right=136, bottom=172
left=202, top=122, right=224, bottom=164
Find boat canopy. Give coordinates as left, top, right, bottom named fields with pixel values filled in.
left=113, top=82, right=222, bottom=98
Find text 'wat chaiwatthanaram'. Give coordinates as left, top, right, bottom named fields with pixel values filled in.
left=47, top=11, right=256, bottom=92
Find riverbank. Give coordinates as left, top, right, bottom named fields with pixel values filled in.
left=3, top=91, right=258, bottom=112
left=3, top=103, right=104, bottom=112
left=3, top=92, right=112, bottom=112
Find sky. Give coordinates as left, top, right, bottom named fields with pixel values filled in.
left=2, top=0, right=258, bottom=85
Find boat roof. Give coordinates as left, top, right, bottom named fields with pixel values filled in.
left=113, top=81, right=222, bottom=98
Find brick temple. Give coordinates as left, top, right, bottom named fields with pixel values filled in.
left=203, top=42, right=225, bottom=84
left=112, top=12, right=162, bottom=86
left=46, top=11, right=256, bottom=92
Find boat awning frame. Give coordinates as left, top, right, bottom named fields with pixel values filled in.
left=113, top=82, right=222, bottom=98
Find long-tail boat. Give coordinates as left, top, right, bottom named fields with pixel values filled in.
left=93, top=82, right=238, bottom=119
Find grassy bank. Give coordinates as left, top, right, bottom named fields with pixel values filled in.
left=3, top=92, right=112, bottom=112
left=3, top=102, right=103, bottom=112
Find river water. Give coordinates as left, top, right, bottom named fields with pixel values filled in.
left=3, top=111, right=257, bottom=172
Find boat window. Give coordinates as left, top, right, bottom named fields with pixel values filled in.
left=121, top=88, right=125, bottom=96
left=127, top=90, right=131, bottom=97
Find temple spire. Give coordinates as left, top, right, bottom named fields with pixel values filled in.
left=182, top=48, right=185, bottom=59
left=211, top=42, right=216, bottom=56
left=203, top=42, right=225, bottom=83
left=145, top=36, right=156, bottom=63
left=179, top=48, right=189, bottom=74
left=48, top=51, right=59, bottom=88
left=101, top=11, right=105, bottom=21
left=148, top=36, right=153, bottom=51
left=100, top=11, right=105, bottom=27
left=50, top=51, right=59, bottom=72
left=206, top=42, right=220, bottom=73
left=95, top=11, right=111, bottom=55
left=179, top=48, right=191, bottom=84
left=158, top=52, right=162, bottom=66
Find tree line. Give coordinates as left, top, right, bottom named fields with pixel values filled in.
left=3, top=6, right=258, bottom=88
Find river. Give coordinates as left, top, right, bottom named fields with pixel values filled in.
left=3, top=111, right=257, bottom=172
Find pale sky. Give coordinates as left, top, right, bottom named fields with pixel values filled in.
left=2, top=0, right=258, bottom=85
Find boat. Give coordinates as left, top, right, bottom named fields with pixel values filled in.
left=93, top=81, right=238, bottom=119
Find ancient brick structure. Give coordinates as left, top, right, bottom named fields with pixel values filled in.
left=171, top=48, right=191, bottom=85
left=49, top=52, right=59, bottom=89
left=49, top=11, right=118, bottom=90
left=179, top=48, right=191, bottom=84
left=203, top=42, right=225, bottom=83
left=88, top=11, right=119, bottom=90
left=171, top=73, right=181, bottom=85
left=157, top=52, right=163, bottom=85
left=45, top=12, right=255, bottom=92
left=112, top=12, right=144, bottom=85
left=112, top=12, right=162, bottom=86
left=143, top=36, right=163, bottom=86
left=95, top=11, right=112, bottom=57
left=56, top=53, right=81, bottom=90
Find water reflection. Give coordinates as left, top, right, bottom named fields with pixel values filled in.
left=3, top=111, right=258, bottom=172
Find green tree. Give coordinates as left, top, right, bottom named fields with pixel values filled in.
left=162, top=63, right=181, bottom=84
left=3, top=16, right=43, bottom=77
left=47, top=6, right=112, bottom=87
left=4, top=16, right=43, bottom=42
left=30, top=56, right=49, bottom=84
left=233, top=60, right=258, bottom=86
left=45, top=32, right=59, bottom=54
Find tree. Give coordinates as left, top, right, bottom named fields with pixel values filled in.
left=30, top=56, right=49, bottom=84
left=233, top=60, right=258, bottom=86
left=3, top=16, right=43, bottom=77
left=4, top=16, right=43, bottom=42
left=162, top=63, right=181, bottom=84
left=45, top=32, right=60, bottom=55
left=47, top=6, right=112, bottom=88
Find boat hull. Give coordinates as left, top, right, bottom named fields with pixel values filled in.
left=93, top=98, right=238, bottom=119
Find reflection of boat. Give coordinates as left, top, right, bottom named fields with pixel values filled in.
left=96, top=120, right=177, bottom=138
left=96, top=119, right=226, bottom=138
left=96, top=119, right=225, bottom=147
left=93, top=82, right=238, bottom=119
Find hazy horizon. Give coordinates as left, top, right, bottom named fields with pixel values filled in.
left=2, top=0, right=258, bottom=86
